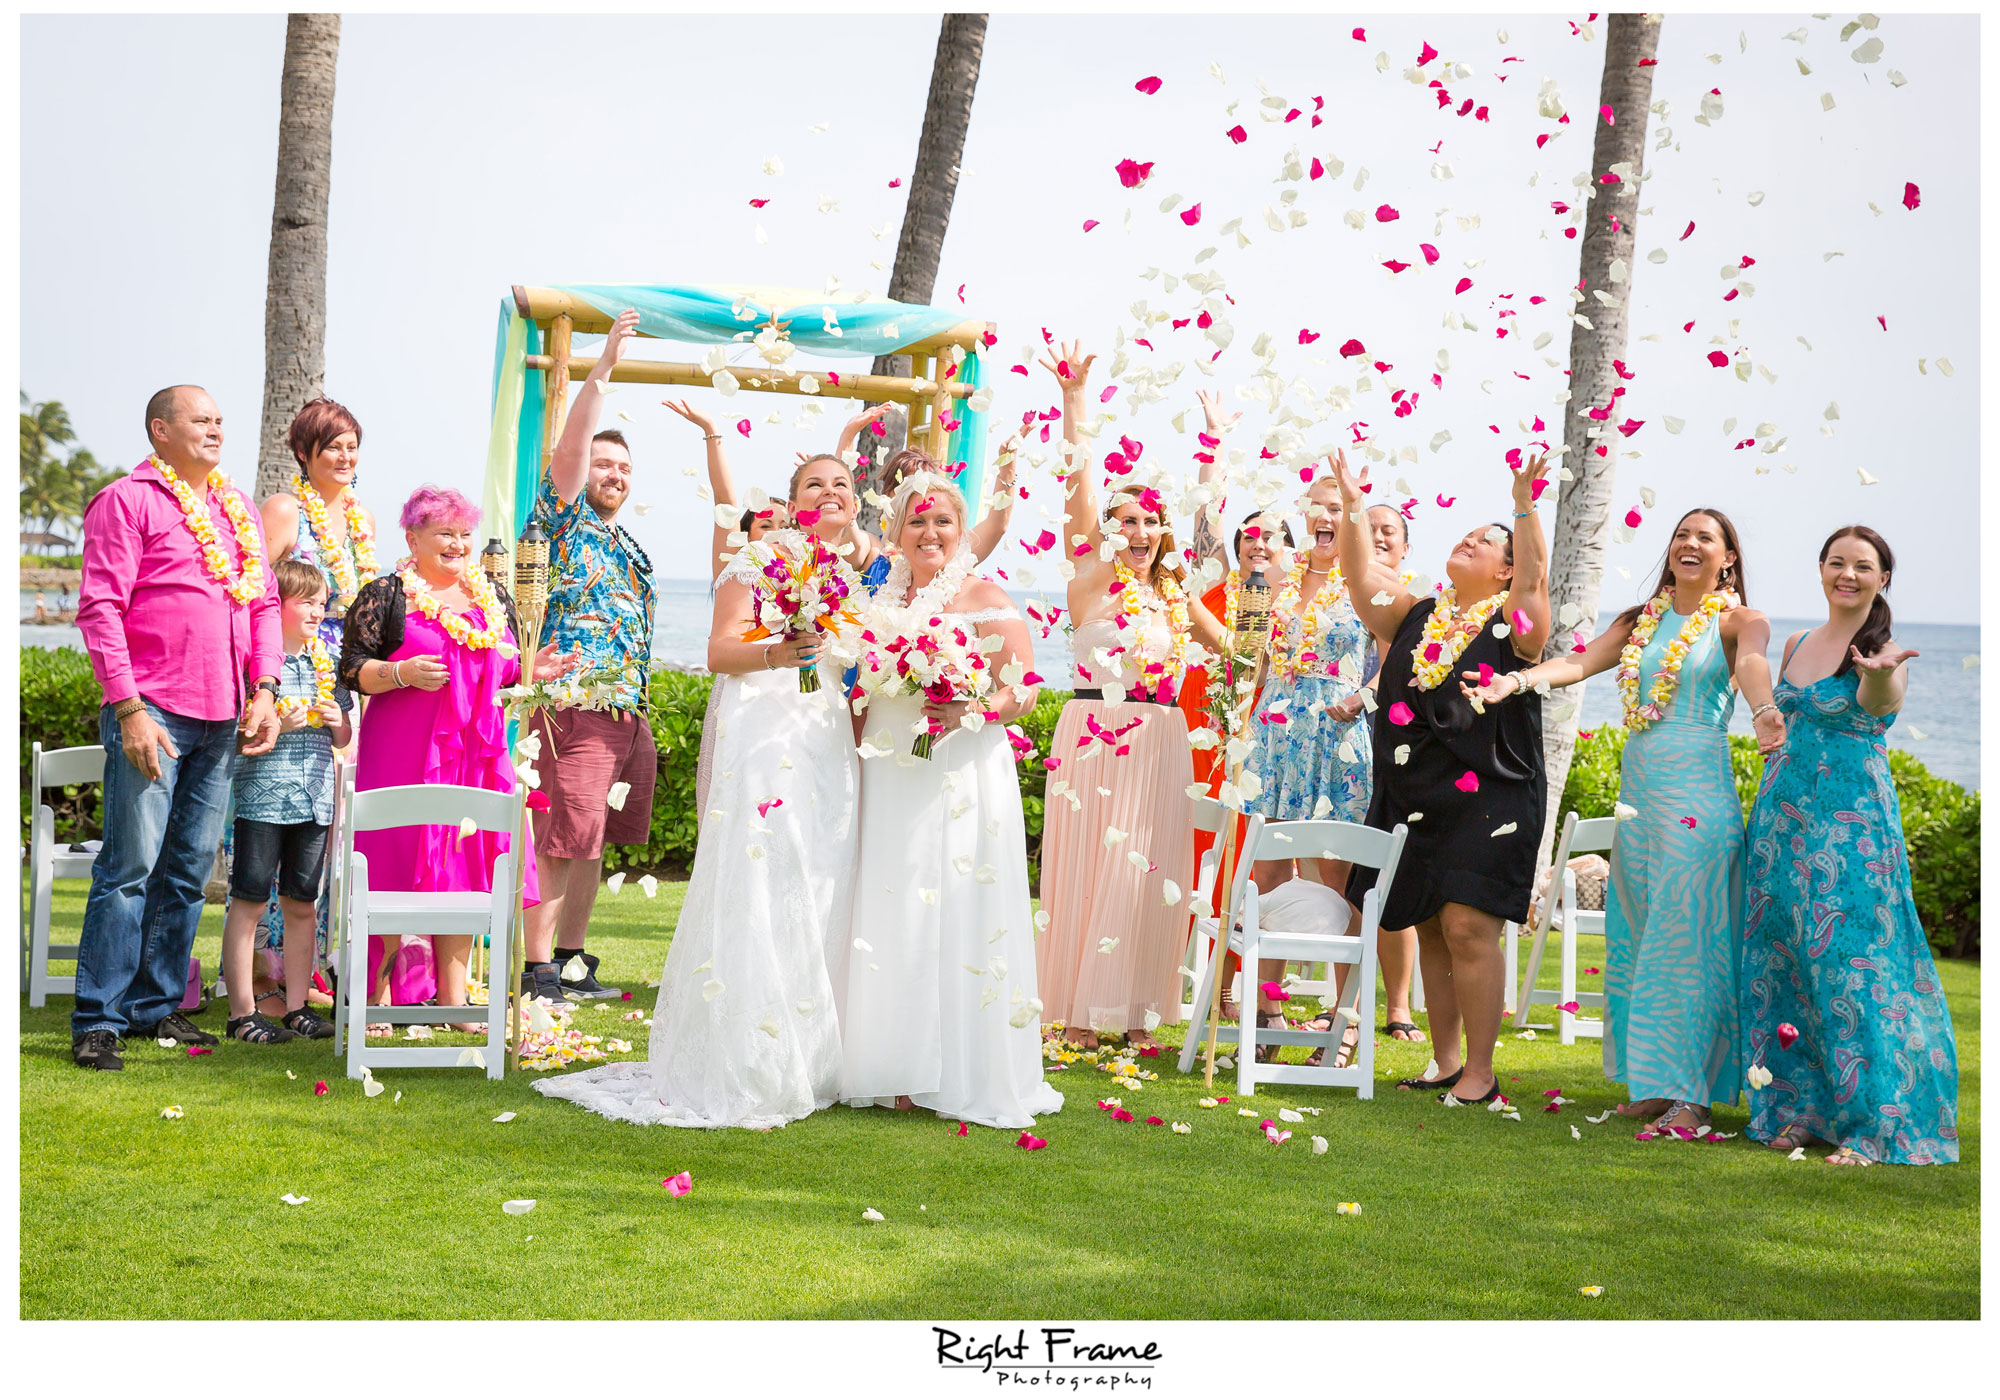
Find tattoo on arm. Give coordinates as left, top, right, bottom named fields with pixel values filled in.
left=1192, top=504, right=1222, bottom=567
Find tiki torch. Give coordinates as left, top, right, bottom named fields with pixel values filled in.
left=1203, top=564, right=1278, bottom=1088
left=508, top=520, right=551, bottom=1071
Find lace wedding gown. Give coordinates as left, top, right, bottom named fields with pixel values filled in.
left=534, top=545, right=858, bottom=1129
left=840, top=576, right=1063, bottom=1129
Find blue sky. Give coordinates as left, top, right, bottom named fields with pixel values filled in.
left=20, top=11, right=1980, bottom=622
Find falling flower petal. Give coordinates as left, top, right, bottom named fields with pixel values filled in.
left=501, top=1199, right=537, bottom=1216
left=1777, top=1022, right=1800, bottom=1049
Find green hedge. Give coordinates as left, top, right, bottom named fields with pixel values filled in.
left=19, top=647, right=105, bottom=844
left=1560, top=728, right=1979, bottom=960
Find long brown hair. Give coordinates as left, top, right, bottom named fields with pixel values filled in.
left=1820, top=524, right=1896, bottom=677
left=1104, top=482, right=1186, bottom=589
left=1615, top=507, right=1747, bottom=629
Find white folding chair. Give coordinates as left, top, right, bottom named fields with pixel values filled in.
left=24, top=742, right=107, bottom=1007
left=1179, top=815, right=1409, bottom=1099
left=1179, top=795, right=1229, bottom=1025
left=334, top=767, right=526, bottom=1081
left=1512, top=811, right=1615, bottom=1044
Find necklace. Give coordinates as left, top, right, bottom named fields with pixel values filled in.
left=1410, top=587, right=1506, bottom=691
left=277, top=637, right=340, bottom=727
left=1111, top=556, right=1190, bottom=691
left=151, top=457, right=264, bottom=605
left=401, top=563, right=508, bottom=651
left=291, top=475, right=376, bottom=609
left=1275, top=554, right=1347, bottom=683
left=1617, top=588, right=1733, bottom=730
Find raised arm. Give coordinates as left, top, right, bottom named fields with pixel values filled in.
left=1332, top=452, right=1415, bottom=644
left=966, top=434, right=1021, bottom=565
left=1498, top=454, right=1553, bottom=663
left=1039, top=341, right=1102, bottom=558
left=663, top=398, right=738, bottom=579
left=550, top=308, right=641, bottom=504
left=837, top=402, right=895, bottom=460
left=1189, top=390, right=1240, bottom=568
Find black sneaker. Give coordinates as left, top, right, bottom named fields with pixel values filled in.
left=73, top=1029, right=126, bottom=1071
left=520, top=961, right=571, bottom=1005
left=144, top=1010, right=220, bottom=1047
left=558, top=951, right=623, bottom=999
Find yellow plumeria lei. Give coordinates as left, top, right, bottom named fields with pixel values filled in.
left=276, top=636, right=340, bottom=728
left=1273, top=555, right=1349, bottom=683
left=400, top=563, right=509, bottom=651
left=1411, top=587, right=1507, bottom=691
left=290, top=474, right=376, bottom=610
left=1617, top=588, right=1734, bottom=731
left=1111, top=555, right=1190, bottom=689
left=151, top=457, right=264, bottom=605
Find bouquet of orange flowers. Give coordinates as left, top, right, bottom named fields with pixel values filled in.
left=740, top=529, right=861, bottom=692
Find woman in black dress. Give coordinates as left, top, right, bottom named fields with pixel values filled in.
left=1331, top=451, right=1551, bottom=1104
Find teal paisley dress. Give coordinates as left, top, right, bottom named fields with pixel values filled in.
left=1739, top=656, right=1960, bottom=1164
left=1602, top=608, right=1745, bottom=1107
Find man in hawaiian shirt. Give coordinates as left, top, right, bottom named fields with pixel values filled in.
left=522, top=309, right=657, bottom=1003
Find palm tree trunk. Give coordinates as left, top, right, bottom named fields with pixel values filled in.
left=254, top=13, right=341, bottom=503
left=860, top=12, right=987, bottom=533
left=1539, top=12, right=1662, bottom=860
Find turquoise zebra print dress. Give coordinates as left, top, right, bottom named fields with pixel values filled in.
left=1602, top=607, right=1745, bottom=1107
left=1738, top=658, right=1960, bottom=1164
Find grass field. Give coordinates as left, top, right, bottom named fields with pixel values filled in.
left=19, top=878, right=1980, bottom=1320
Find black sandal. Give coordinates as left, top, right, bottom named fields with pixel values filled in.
left=1253, top=1012, right=1287, bottom=1064
left=227, top=1013, right=294, bottom=1044
left=1441, top=1081, right=1503, bottom=1104
left=282, top=1006, right=335, bottom=1040
left=1382, top=1020, right=1426, bottom=1043
left=1397, top=1066, right=1463, bottom=1092
left=1300, top=1014, right=1360, bottom=1069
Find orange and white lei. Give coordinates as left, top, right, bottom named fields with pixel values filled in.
left=400, top=563, right=509, bottom=652
left=151, top=456, right=264, bottom=605
left=1411, top=587, right=1506, bottom=691
left=276, top=636, right=340, bottom=727
left=291, top=474, right=376, bottom=609
left=1617, top=588, right=1733, bottom=731
left=1111, top=555, right=1189, bottom=688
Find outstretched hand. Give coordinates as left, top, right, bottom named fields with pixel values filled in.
left=1038, top=340, right=1095, bottom=394
left=1330, top=449, right=1365, bottom=510
left=1510, top=452, right=1551, bottom=513
left=1196, top=389, right=1241, bottom=432
left=663, top=398, right=717, bottom=436
left=1459, top=668, right=1524, bottom=707
left=602, top=308, right=642, bottom=369
left=1851, top=642, right=1919, bottom=673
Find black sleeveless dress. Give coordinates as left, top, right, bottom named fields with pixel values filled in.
left=1347, top=596, right=1545, bottom=927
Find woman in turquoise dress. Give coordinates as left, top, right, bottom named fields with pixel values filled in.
left=1466, top=509, right=1784, bottom=1137
left=1740, top=526, right=1958, bottom=1166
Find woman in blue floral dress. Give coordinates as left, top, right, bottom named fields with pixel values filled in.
left=1740, top=526, right=1959, bottom=1166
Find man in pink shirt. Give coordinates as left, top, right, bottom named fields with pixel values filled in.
left=71, top=385, right=283, bottom=1070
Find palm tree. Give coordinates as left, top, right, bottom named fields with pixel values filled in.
left=859, top=12, right=988, bottom=532
left=19, top=394, right=79, bottom=552
left=1539, top=12, right=1663, bottom=855
left=254, top=13, right=341, bottom=502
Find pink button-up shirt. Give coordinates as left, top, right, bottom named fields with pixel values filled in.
left=77, top=459, right=282, bottom=722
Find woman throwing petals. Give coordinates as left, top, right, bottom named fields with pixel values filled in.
left=1335, top=451, right=1549, bottom=1105
left=1037, top=343, right=1220, bottom=1052
left=1739, top=526, right=1958, bottom=1166
left=1465, top=508, right=1780, bottom=1138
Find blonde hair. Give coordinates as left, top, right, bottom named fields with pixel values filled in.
left=1104, top=482, right=1186, bottom=589
left=886, top=471, right=969, bottom=543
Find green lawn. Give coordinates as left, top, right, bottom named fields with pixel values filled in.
left=20, top=878, right=1980, bottom=1319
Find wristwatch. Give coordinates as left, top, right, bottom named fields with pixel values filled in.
left=254, top=679, right=282, bottom=700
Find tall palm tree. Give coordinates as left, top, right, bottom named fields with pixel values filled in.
left=860, top=12, right=988, bottom=532
left=19, top=394, right=79, bottom=550
left=1539, top=12, right=1662, bottom=855
left=254, top=13, right=341, bottom=502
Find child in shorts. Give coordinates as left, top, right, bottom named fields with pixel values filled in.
left=222, top=559, right=354, bottom=1043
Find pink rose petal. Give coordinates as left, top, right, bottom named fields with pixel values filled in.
left=1454, top=770, right=1480, bottom=793
left=1902, top=181, right=1920, bottom=211
left=1134, top=76, right=1163, bottom=96
left=1388, top=701, right=1415, bottom=726
left=662, top=1171, right=693, bottom=1197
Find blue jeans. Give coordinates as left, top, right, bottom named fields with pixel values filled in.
left=72, top=702, right=237, bottom=1038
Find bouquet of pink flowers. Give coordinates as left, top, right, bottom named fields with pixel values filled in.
left=855, top=612, right=998, bottom=759
left=739, top=525, right=860, bottom=692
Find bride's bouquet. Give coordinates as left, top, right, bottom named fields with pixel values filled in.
left=738, top=528, right=861, bottom=692
left=853, top=550, right=1000, bottom=758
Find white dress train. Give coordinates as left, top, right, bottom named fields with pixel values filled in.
left=533, top=642, right=857, bottom=1130
left=841, top=678, right=1064, bottom=1130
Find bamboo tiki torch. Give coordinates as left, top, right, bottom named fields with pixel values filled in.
left=1203, top=565, right=1277, bottom=1088
left=509, top=521, right=551, bottom=1072
left=475, top=539, right=512, bottom=992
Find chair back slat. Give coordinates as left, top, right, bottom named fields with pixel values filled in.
left=1249, top=817, right=1400, bottom=872
left=1570, top=815, right=1620, bottom=855
left=347, top=782, right=524, bottom=835
left=1189, top=794, right=1227, bottom=834
left=37, top=744, right=107, bottom=790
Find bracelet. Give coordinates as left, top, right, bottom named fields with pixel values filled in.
left=1750, top=702, right=1778, bottom=719
left=1513, top=509, right=1535, bottom=519
left=703, top=433, right=722, bottom=442
left=764, top=648, right=776, bottom=671
left=113, top=697, right=147, bottom=721
left=391, top=661, right=406, bottom=689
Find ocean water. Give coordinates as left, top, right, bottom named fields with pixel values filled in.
left=23, top=587, right=1981, bottom=789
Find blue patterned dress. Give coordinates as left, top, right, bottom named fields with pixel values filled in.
left=1739, top=665, right=1960, bottom=1163
left=1603, top=609, right=1745, bottom=1106
left=1247, top=583, right=1372, bottom=822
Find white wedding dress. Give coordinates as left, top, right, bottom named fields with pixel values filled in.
left=534, top=550, right=858, bottom=1130
left=840, top=577, right=1063, bottom=1130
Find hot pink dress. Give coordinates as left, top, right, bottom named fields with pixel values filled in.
left=351, top=590, right=539, bottom=1003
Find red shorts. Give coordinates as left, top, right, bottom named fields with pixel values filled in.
left=529, top=706, right=658, bottom=860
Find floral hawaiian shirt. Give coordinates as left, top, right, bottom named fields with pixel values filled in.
left=534, top=474, right=656, bottom=712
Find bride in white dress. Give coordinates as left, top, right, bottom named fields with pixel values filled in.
left=841, top=474, right=1064, bottom=1129
left=534, top=455, right=862, bottom=1129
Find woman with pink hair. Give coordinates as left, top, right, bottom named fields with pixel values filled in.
left=337, top=485, right=575, bottom=1030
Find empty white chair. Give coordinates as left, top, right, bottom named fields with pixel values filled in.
left=333, top=766, right=526, bottom=1081
left=1179, top=815, right=1408, bottom=1099
left=1512, top=811, right=1616, bottom=1044
left=24, top=742, right=107, bottom=1007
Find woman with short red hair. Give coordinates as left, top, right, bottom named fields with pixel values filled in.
left=261, top=397, right=379, bottom=647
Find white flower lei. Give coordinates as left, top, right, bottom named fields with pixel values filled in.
left=1617, top=588, right=1735, bottom=731
left=1410, top=587, right=1507, bottom=691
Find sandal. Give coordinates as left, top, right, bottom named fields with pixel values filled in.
left=227, top=1013, right=295, bottom=1045
left=1397, top=1065, right=1463, bottom=1093
left=282, top=1006, right=335, bottom=1040
left=1824, top=1147, right=1875, bottom=1167
left=1301, top=1014, right=1360, bottom=1069
left=1636, top=1101, right=1713, bottom=1141
left=1441, top=1081, right=1503, bottom=1105
left=1382, top=1020, right=1426, bottom=1043
left=1766, top=1120, right=1816, bottom=1153
left=1253, top=1012, right=1287, bottom=1064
